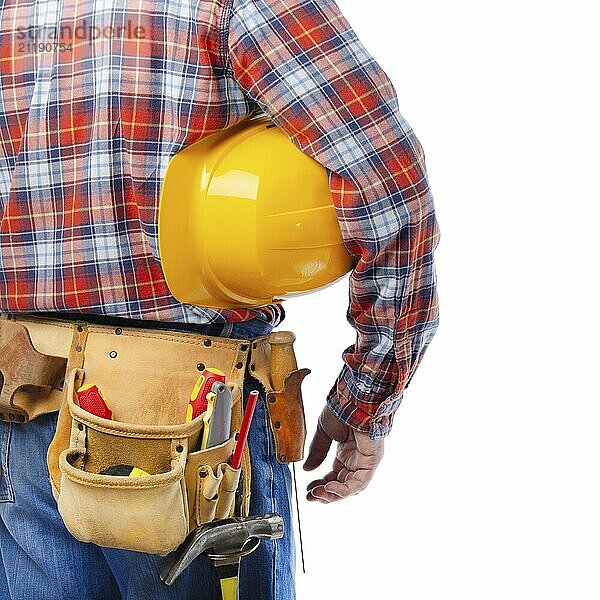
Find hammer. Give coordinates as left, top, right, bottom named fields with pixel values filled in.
left=160, top=513, right=284, bottom=599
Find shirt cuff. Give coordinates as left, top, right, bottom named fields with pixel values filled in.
left=325, top=366, right=405, bottom=440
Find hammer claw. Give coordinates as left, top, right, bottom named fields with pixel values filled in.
left=160, top=513, right=284, bottom=586
left=160, top=527, right=212, bottom=586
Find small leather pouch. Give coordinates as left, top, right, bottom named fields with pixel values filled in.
left=184, top=433, right=241, bottom=528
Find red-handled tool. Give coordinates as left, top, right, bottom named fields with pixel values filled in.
left=187, top=368, right=226, bottom=422
left=231, top=390, right=259, bottom=470
left=76, top=384, right=112, bottom=420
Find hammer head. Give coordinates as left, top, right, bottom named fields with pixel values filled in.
left=160, top=513, right=284, bottom=586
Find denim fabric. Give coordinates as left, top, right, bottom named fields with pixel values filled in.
left=0, top=317, right=295, bottom=600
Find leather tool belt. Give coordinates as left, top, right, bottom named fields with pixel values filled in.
left=0, top=313, right=309, bottom=555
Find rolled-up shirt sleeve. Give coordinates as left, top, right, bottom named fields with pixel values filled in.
left=224, top=0, right=440, bottom=439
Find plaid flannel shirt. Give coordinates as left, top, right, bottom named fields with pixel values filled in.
left=0, top=0, right=439, bottom=438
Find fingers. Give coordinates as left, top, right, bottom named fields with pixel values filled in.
left=307, top=486, right=342, bottom=503
left=306, top=447, right=381, bottom=503
left=318, top=405, right=350, bottom=443
left=303, top=419, right=334, bottom=472
left=323, top=474, right=367, bottom=500
left=307, top=477, right=343, bottom=503
left=304, top=406, right=351, bottom=472
left=307, top=470, right=372, bottom=503
left=306, top=471, right=338, bottom=502
left=306, top=471, right=338, bottom=492
left=306, top=458, right=344, bottom=491
left=304, top=406, right=384, bottom=503
left=307, top=459, right=366, bottom=503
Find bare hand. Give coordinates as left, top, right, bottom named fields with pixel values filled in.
left=303, top=405, right=384, bottom=503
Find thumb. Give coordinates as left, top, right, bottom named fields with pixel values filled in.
left=303, top=420, right=333, bottom=471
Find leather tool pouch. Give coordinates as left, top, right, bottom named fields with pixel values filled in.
left=46, top=322, right=252, bottom=555
left=250, top=334, right=311, bottom=464
left=1, top=314, right=311, bottom=555
left=0, top=318, right=67, bottom=423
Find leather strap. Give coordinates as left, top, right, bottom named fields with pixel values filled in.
left=0, top=317, right=67, bottom=423
left=247, top=334, right=310, bottom=464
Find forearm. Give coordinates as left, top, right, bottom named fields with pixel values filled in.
left=326, top=169, right=439, bottom=439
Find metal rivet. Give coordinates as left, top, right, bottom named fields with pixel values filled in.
left=18, top=415, right=25, bottom=423
left=77, top=325, right=84, bottom=332
left=203, top=339, right=211, bottom=347
left=8, top=413, right=15, bottom=420
left=109, top=351, right=117, bottom=359
left=115, top=327, right=122, bottom=335
left=280, top=454, right=287, bottom=462
left=241, top=344, right=249, bottom=352
left=236, top=362, right=243, bottom=369
left=274, top=421, right=281, bottom=429
left=268, top=395, right=276, bottom=404
left=197, top=363, right=205, bottom=372
left=75, top=345, right=82, bottom=353
left=200, top=470, right=208, bottom=478
left=176, top=445, right=184, bottom=453
left=77, top=423, right=84, bottom=431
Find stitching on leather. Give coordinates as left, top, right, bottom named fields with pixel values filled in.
left=68, top=400, right=204, bottom=438
left=16, top=318, right=262, bottom=349
left=86, top=327, right=248, bottom=349
left=15, top=318, right=74, bottom=331
left=62, top=465, right=184, bottom=488
left=67, top=419, right=198, bottom=439
left=73, top=420, right=86, bottom=449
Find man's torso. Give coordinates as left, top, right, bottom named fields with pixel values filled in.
left=0, top=0, right=282, bottom=326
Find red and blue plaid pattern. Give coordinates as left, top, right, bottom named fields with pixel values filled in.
left=0, top=0, right=439, bottom=437
left=228, top=0, right=440, bottom=438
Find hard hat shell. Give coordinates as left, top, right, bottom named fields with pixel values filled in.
left=158, top=116, right=355, bottom=309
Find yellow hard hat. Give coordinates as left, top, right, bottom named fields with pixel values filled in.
left=158, top=116, right=355, bottom=309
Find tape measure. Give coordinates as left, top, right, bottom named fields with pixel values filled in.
left=99, top=465, right=150, bottom=477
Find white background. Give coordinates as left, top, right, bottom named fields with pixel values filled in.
left=281, top=1, right=600, bottom=598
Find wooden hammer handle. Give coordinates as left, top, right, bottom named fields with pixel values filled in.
left=267, top=331, right=298, bottom=392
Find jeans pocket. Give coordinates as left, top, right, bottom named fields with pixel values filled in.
left=0, top=422, right=14, bottom=503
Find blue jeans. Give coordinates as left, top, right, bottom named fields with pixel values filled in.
left=0, top=317, right=295, bottom=599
